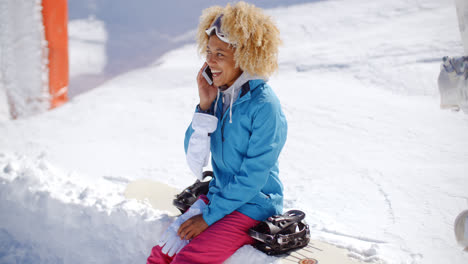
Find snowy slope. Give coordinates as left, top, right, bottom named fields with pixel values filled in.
left=1, top=0, right=468, bottom=263
left=66, top=0, right=317, bottom=97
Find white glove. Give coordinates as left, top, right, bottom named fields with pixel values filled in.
left=158, top=199, right=207, bottom=256
left=186, top=112, right=218, bottom=180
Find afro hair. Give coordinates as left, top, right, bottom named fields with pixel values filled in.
left=196, top=1, right=281, bottom=78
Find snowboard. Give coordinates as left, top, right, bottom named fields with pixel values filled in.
left=278, top=240, right=363, bottom=264
left=124, top=179, right=181, bottom=215
left=125, top=179, right=363, bottom=263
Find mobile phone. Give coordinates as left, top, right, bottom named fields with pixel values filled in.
left=202, top=65, right=213, bottom=85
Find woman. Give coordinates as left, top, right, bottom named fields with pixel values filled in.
left=147, top=2, right=287, bottom=263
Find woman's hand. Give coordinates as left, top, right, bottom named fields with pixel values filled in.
left=177, top=214, right=209, bottom=240
left=197, top=62, right=218, bottom=111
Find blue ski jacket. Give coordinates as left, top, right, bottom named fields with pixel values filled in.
left=184, top=79, right=287, bottom=226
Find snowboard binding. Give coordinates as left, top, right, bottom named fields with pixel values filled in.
left=172, top=171, right=213, bottom=214
left=249, top=210, right=310, bottom=255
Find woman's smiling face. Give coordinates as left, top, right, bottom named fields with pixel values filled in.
left=205, top=35, right=243, bottom=88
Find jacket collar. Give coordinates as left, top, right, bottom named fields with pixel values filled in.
left=215, top=73, right=266, bottom=122
left=236, top=79, right=264, bottom=102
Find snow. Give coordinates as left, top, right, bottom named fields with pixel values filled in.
left=455, top=0, right=468, bottom=55
left=0, top=0, right=49, bottom=119
left=68, top=18, right=108, bottom=78
left=1, top=0, right=468, bottom=263
left=65, top=0, right=316, bottom=97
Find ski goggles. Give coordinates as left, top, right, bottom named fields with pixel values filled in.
left=205, top=14, right=231, bottom=44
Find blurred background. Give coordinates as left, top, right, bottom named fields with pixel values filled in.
left=67, top=0, right=318, bottom=97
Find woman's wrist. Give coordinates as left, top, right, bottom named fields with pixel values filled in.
left=199, top=102, right=212, bottom=111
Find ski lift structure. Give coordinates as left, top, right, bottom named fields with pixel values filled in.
left=0, top=0, right=68, bottom=120
left=42, top=0, right=69, bottom=109
left=438, top=0, right=468, bottom=114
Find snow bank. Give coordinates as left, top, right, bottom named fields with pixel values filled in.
left=0, top=0, right=49, bottom=120
left=0, top=153, right=278, bottom=264
left=0, top=153, right=171, bottom=264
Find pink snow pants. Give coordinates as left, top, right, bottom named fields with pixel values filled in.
left=147, top=195, right=260, bottom=264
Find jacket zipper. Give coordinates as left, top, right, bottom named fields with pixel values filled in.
left=220, top=92, right=250, bottom=142
left=221, top=121, right=225, bottom=142
left=218, top=85, right=251, bottom=164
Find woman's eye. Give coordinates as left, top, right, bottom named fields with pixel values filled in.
left=216, top=53, right=224, bottom=58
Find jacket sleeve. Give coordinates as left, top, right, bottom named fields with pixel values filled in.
left=184, top=105, right=218, bottom=180
left=202, top=101, right=287, bottom=226
left=184, top=104, right=216, bottom=152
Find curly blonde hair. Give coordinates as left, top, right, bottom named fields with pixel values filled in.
left=196, top=1, right=281, bottom=78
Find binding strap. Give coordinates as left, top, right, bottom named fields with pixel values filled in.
left=249, top=210, right=310, bottom=255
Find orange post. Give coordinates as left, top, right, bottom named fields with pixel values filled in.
left=42, top=0, right=69, bottom=108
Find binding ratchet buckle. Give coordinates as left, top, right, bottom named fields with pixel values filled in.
left=172, top=171, right=213, bottom=214
left=249, top=210, right=310, bottom=255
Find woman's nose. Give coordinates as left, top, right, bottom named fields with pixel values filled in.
left=206, top=54, right=215, bottom=65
